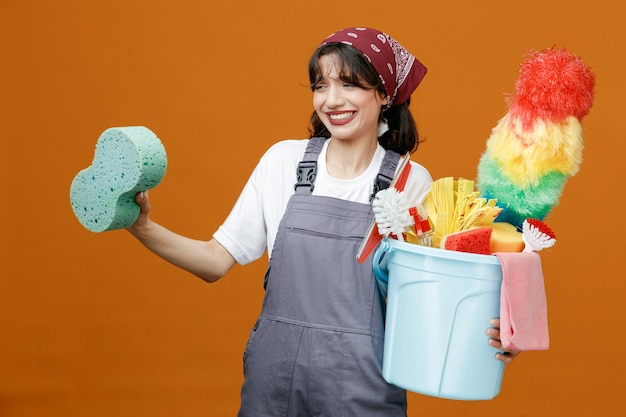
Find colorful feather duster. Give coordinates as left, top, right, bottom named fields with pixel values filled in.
left=476, top=47, right=595, bottom=228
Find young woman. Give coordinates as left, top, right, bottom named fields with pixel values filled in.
left=128, top=27, right=518, bottom=416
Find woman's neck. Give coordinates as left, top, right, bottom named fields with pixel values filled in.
left=325, top=137, right=378, bottom=179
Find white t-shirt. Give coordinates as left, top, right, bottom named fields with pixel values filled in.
left=213, top=139, right=432, bottom=265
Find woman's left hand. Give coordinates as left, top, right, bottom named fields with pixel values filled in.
left=487, top=319, right=521, bottom=364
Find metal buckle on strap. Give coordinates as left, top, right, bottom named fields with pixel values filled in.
left=294, top=160, right=318, bottom=191
left=370, top=173, right=394, bottom=201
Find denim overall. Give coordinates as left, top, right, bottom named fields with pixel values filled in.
left=238, top=138, right=407, bottom=416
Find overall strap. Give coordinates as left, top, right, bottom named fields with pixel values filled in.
left=294, top=137, right=402, bottom=199
left=294, top=137, right=327, bottom=194
left=370, top=149, right=401, bottom=201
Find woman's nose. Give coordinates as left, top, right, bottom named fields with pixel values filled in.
left=325, top=84, right=345, bottom=107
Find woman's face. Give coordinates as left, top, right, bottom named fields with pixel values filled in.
left=312, top=54, right=388, bottom=144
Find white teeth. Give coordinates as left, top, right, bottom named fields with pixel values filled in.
left=329, top=112, right=355, bottom=120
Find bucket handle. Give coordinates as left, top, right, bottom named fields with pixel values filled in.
left=372, top=239, right=391, bottom=299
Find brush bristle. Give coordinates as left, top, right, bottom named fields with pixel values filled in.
left=525, top=218, right=556, bottom=239
left=372, top=188, right=413, bottom=239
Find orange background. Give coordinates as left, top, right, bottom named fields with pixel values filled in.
left=1, top=1, right=624, bottom=416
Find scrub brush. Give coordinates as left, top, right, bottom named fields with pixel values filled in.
left=372, top=187, right=413, bottom=241
left=522, top=218, right=556, bottom=252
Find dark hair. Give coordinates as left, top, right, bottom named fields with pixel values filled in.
left=307, top=42, right=421, bottom=155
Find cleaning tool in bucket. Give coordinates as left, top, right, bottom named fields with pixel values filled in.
left=373, top=238, right=505, bottom=400
left=476, top=47, right=595, bottom=228
left=357, top=153, right=412, bottom=263
left=521, top=218, right=556, bottom=252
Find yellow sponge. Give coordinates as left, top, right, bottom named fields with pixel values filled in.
left=70, top=126, right=167, bottom=232
left=477, top=222, right=524, bottom=253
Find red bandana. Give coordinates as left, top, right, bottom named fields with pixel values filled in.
left=320, top=27, right=427, bottom=107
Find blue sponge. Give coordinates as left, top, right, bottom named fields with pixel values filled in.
left=70, top=126, right=167, bottom=232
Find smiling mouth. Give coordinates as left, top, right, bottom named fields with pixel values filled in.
left=328, top=111, right=356, bottom=124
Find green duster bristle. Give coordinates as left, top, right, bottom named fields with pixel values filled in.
left=477, top=153, right=568, bottom=228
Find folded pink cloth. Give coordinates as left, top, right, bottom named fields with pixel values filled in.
left=494, top=251, right=549, bottom=351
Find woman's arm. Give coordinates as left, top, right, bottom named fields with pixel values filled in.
left=126, top=192, right=236, bottom=283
